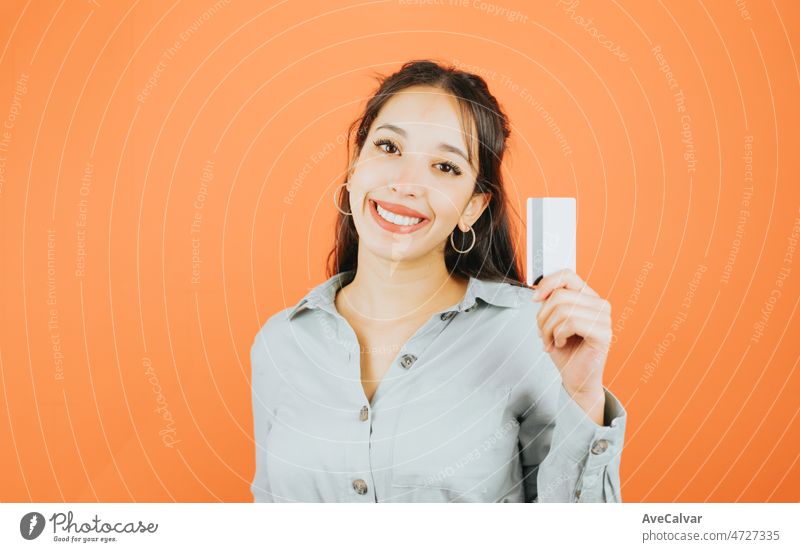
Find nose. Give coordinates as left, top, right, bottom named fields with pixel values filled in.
left=388, top=155, right=427, bottom=196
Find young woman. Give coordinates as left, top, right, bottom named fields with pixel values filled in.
left=250, top=60, right=627, bottom=503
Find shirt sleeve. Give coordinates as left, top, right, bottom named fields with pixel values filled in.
left=519, top=384, right=627, bottom=503
left=250, top=329, right=279, bottom=503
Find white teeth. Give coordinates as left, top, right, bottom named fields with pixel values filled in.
left=375, top=203, right=423, bottom=226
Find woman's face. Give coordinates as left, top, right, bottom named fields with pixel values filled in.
left=346, top=85, right=490, bottom=264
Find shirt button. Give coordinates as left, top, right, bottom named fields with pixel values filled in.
left=591, top=439, right=609, bottom=455
left=574, top=489, right=582, bottom=500
left=352, top=479, right=368, bottom=495
left=440, top=311, right=456, bottom=321
left=359, top=405, right=369, bottom=421
left=399, top=353, right=417, bottom=369
left=464, top=305, right=476, bottom=312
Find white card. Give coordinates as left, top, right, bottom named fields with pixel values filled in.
left=526, top=198, right=577, bottom=286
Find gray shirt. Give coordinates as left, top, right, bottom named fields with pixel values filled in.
left=250, top=270, right=627, bottom=502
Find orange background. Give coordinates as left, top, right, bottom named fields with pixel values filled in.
left=1, top=0, right=798, bottom=502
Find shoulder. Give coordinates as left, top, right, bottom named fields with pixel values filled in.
left=505, top=282, right=538, bottom=305
left=466, top=279, right=546, bottom=352
left=251, top=271, right=350, bottom=352
left=471, top=278, right=541, bottom=318
left=250, top=306, right=295, bottom=358
left=253, top=302, right=298, bottom=335
left=499, top=291, right=542, bottom=342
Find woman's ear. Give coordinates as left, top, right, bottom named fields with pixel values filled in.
left=460, top=192, right=492, bottom=229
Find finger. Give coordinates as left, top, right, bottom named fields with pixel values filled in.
left=536, top=289, right=610, bottom=329
left=550, top=315, right=612, bottom=350
left=543, top=319, right=582, bottom=359
left=532, top=269, right=599, bottom=301
left=553, top=315, right=610, bottom=347
left=541, top=308, right=611, bottom=351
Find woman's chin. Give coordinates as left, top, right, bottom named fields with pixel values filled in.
left=359, top=238, right=425, bottom=264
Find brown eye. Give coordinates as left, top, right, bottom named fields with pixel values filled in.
left=436, top=161, right=463, bottom=176
left=373, top=138, right=399, bottom=155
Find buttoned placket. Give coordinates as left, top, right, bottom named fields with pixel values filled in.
left=292, top=273, right=492, bottom=502
left=326, top=302, right=464, bottom=502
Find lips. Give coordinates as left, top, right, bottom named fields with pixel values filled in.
left=368, top=198, right=431, bottom=234
left=371, top=199, right=429, bottom=219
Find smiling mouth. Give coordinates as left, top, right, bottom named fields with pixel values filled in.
left=368, top=199, right=431, bottom=234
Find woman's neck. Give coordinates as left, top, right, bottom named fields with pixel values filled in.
left=338, top=248, right=468, bottom=322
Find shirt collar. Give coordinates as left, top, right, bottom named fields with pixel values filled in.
left=287, top=269, right=524, bottom=320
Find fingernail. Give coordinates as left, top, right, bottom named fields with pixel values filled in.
left=531, top=290, right=540, bottom=300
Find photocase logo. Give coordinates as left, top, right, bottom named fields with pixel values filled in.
left=20, top=512, right=45, bottom=540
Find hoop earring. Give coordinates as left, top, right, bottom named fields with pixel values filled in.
left=450, top=225, right=476, bottom=254
left=333, top=184, right=351, bottom=216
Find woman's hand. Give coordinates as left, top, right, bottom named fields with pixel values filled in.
left=533, top=269, right=612, bottom=400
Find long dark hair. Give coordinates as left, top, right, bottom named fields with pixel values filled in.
left=327, top=59, right=525, bottom=286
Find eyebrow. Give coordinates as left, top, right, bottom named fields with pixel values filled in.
left=375, top=123, right=470, bottom=165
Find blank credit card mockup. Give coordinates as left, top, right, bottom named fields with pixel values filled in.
left=526, top=197, right=576, bottom=286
